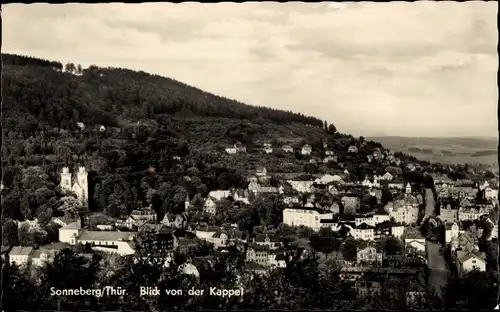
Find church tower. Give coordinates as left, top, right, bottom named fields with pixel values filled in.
left=76, top=166, right=89, bottom=207
left=60, top=167, right=72, bottom=193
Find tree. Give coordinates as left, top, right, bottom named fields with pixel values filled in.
left=38, top=248, right=100, bottom=310
left=377, top=237, right=404, bottom=255
left=2, top=218, right=19, bottom=246
left=58, top=196, right=83, bottom=219
left=328, top=124, right=337, bottom=134
left=1, top=261, right=40, bottom=310
left=381, top=188, right=393, bottom=206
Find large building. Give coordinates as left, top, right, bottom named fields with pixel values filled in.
left=58, top=220, right=136, bottom=255
left=283, top=207, right=333, bottom=231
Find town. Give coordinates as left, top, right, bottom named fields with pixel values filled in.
left=3, top=138, right=499, bottom=309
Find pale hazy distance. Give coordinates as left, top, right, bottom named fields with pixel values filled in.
left=3, top=2, right=498, bottom=138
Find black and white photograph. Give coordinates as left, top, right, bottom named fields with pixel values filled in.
left=1, top=2, right=499, bottom=310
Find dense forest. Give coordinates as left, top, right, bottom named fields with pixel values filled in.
left=2, top=53, right=323, bottom=133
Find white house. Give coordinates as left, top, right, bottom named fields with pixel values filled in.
left=357, top=246, right=383, bottom=266
left=381, top=172, right=394, bottom=181
left=391, top=225, right=405, bottom=239
left=263, top=147, right=273, bottom=154
left=348, top=145, right=358, bottom=153
left=283, top=208, right=333, bottom=231
left=355, top=215, right=374, bottom=227
left=485, top=187, right=498, bottom=200
left=457, top=251, right=486, bottom=273
left=315, top=174, right=342, bottom=185
left=282, top=145, right=294, bottom=153
left=31, top=248, right=57, bottom=267
left=301, top=144, right=312, bottom=155
left=362, top=177, right=373, bottom=188
left=404, top=238, right=426, bottom=253
left=9, top=246, right=34, bottom=267
left=354, top=223, right=375, bottom=241
left=287, top=180, right=315, bottom=193
left=373, top=211, right=390, bottom=225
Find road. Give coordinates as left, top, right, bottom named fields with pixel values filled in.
left=424, top=188, right=448, bottom=296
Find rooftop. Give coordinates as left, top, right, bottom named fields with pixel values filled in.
left=78, top=230, right=136, bottom=241
left=9, top=246, right=34, bottom=256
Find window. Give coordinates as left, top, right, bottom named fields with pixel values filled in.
left=472, top=260, right=476, bottom=264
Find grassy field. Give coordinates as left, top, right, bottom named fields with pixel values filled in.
left=369, top=136, right=498, bottom=167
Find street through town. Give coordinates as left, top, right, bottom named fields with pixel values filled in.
left=424, top=188, right=448, bottom=296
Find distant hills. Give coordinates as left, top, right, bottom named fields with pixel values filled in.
left=369, top=136, right=498, bottom=167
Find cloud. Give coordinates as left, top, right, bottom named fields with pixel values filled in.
left=2, top=2, right=498, bottom=137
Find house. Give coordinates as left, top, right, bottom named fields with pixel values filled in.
left=268, top=249, right=287, bottom=268
left=341, top=196, right=360, bottom=213
left=374, top=222, right=391, bottom=239
left=323, top=156, right=336, bottom=163
left=287, top=180, right=315, bottom=193
left=31, top=248, right=57, bottom=267
left=254, top=234, right=282, bottom=249
left=458, top=206, right=490, bottom=221
left=9, top=246, right=34, bottom=267
left=263, top=146, right=273, bottom=154
left=355, top=215, right=374, bottom=227
left=203, top=198, right=218, bottom=215
left=256, top=167, right=267, bottom=177
left=225, top=142, right=246, bottom=154
left=367, top=155, right=374, bottom=163
left=76, top=122, right=85, bottom=130
left=282, top=207, right=333, bottom=231
left=381, top=172, right=394, bottom=181
left=60, top=166, right=89, bottom=207
left=405, top=183, right=412, bottom=195
left=354, top=223, right=375, bottom=241
left=283, top=196, right=300, bottom=206
left=211, top=228, right=244, bottom=249
left=195, top=224, right=219, bottom=241
left=484, top=186, right=498, bottom=200
left=50, top=216, right=75, bottom=228
left=391, top=224, right=405, bottom=239
left=246, top=244, right=270, bottom=266
left=282, top=145, right=294, bottom=153
left=373, top=210, right=390, bottom=225
left=362, top=177, right=373, bottom=188
left=357, top=245, right=383, bottom=266
left=450, top=231, right=479, bottom=253
left=315, top=174, right=343, bottom=185
left=247, top=181, right=278, bottom=194
left=387, top=200, right=419, bottom=225
left=348, top=145, right=358, bottom=153
left=456, top=251, right=486, bottom=274
left=301, top=144, right=312, bottom=155
left=325, top=150, right=335, bottom=156
left=355, top=275, right=382, bottom=299
left=131, top=208, right=157, bottom=222
left=439, top=203, right=458, bottom=224
left=161, top=213, right=187, bottom=229
left=99, top=125, right=106, bottom=132
left=328, top=185, right=339, bottom=195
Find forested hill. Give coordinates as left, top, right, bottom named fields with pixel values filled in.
left=2, top=53, right=323, bottom=132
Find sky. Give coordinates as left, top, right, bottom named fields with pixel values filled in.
left=3, top=2, right=498, bottom=138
